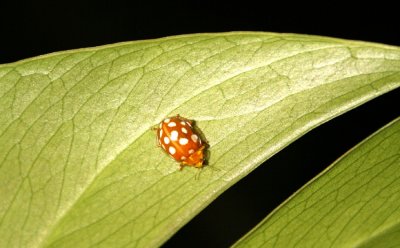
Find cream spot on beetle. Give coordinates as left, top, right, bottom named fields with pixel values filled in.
left=170, top=131, right=178, bottom=141
left=163, top=118, right=170, bottom=123
left=179, top=138, right=188, bottom=145
left=191, top=134, right=198, bottom=143
left=169, top=146, right=176, bottom=155
left=181, top=121, right=186, bottom=126
left=189, top=149, right=194, bottom=154
left=159, top=129, right=163, bottom=137
left=168, top=121, right=176, bottom=127
left=159, top=123, right=163, bottom=128
left=163, top=136, right=170, bottom=144
left=181, top=156, right=186, bottom=160
left=181, top=127, right=188, bottom=134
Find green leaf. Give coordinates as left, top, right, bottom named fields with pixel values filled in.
left=0, top=32, right=399, bottom=248
left=234, top=117, right=400, bottom=248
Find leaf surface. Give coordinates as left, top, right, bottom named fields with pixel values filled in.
left=0, top=33, right=399, bottom=247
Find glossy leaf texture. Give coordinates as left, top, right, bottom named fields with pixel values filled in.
left=234, top=117, right=400, bottom=248
left=0, top=33, right=399, bottom=247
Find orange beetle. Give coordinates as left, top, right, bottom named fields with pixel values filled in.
left=156, top=115, right=206, bottom=169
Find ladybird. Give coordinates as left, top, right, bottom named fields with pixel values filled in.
left=155, top=115, right=206, bottom=170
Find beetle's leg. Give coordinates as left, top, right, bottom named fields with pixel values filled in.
left=151, top=126, right=161, bottom=147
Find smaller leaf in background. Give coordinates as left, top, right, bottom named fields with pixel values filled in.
left=234, top=117, right=400, bottom=248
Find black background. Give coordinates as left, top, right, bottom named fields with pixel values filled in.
left=1, top=1, right=399, bottom=247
